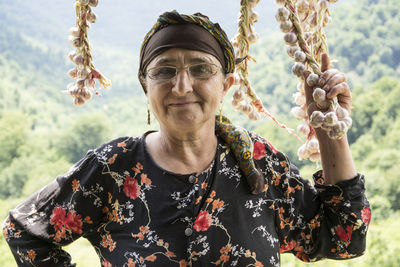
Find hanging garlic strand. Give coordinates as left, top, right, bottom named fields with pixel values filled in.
left=66, top=0, right=110, bottom=106
left=275, top=0, right=352, bottom=162
left=231, top=0, right=301, bottom=141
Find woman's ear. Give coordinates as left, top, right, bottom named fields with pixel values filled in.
left=222, top=73, right=235, bottom=96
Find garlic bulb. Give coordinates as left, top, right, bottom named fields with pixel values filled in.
left=297, top=81, right=305, bottom=93
left=336, top=105, right=349, bottom=119
left=70, top=27, right=80, bottom=37
left=294, top=50, right=306, bottom=62
left=317, top=0, right=329, bottom=11
left=296, top=0, right=309, bottom=13
left=292, top=62, right=305, bottom=77
left=87, top=11, right=97, bottom=23
left=275, top=7, right=290, bottom=22
left=250, top=10, right=259, bottom=23
left=297, top=123, right=310, bottom=136
left=297, top=143, right=310, bottom=160
left=324, top=112, right=338, bottom=126
left=233, top=88, right=245, bottom=100
left=341, top=116, right=352, bottom=128
left=284, top=32, right=298, bottom=45
left=68, top=68, right=78, bottom=79
left=74, top=97, right=85, bottom=106
left=310, top=111, right=325, bottom=128
left=306, top=137, right=319, bottom=154
left=287, top=45, right=300, bottom=58
left=291, top=106, right=307, bottom=120
left=248, top=32, right=259, bottom=44
left=89, top=0, right=98, bottom=7
left=306, top=73, right=319, bottom=87
left=309, top=152, right=321, bottom=162
left=293, top=92, right=306, bottom=106
left=312, top=87, right=326, bottom=102
left=275, top=0, right=285, bottom=6
left=248, top=109, right=261, bottom=121
left=280, top=20, right=294, bottom=33
left=241, top=103, right=254, bottom=115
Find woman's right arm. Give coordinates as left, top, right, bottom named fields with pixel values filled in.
left=2, top=150, right=109, bottom=266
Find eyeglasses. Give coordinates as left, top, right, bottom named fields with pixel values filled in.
left=145, top=63, right=222, bottom=82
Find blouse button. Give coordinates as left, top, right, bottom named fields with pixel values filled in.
left=188, top=175, right=195, bottom=183
left=184, top=228, right=193, bottom=236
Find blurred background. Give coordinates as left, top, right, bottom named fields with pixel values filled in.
left=0, top=0, right=399, bottom=266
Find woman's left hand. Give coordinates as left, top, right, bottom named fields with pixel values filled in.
left=304, top=53, right=352, bottom=117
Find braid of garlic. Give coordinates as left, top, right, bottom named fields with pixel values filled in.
left=275, top=0, right=352, bottom=162
left=67, top=0, right=110, bottom=106
left=231, top=0, right=262, bottom=121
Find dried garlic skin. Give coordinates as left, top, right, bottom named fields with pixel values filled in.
left=310, top=111, right=325, bottom=128
left=280, top=20, right=294, bottom=33
left=312, top=88, right=326, bottom=102
left=275, top=0, right=285, bottom=6
left=248, top=109, right=261, bottom=121
left=89, top=0, right=98, bottom=7
left=324, top=112, right=338, bottom=126
left=293, top=92, right=306, bottom=106
left=306, top=73, right=320, bottom=87
left=297, top=144, right=309, bottom=160
left=341, top=116, right=353, bottom=128
left=250, top=10, right=259, bottom=23
left=292, top=62, right=306, bottom=77
left=79, top=0, right=90, bottom=6
left=297, top=123, right=311, bottom=136
left=284, top=32, right=298, bottom=45
left=275, top=7, right=290, bottom=22
left=291, top=106, right=307, bottom=120
left=294, top=51, right=306, bottom=63
left=287, top=45, right=300, bottom=58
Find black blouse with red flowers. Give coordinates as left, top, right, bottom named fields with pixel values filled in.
left=3, top=131, right=371, bottom=267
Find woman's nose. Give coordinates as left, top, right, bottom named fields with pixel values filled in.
left=171, top=69, right=194, bottom=96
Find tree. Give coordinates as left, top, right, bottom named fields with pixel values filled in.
left=56, top=113, right=112, bottom=163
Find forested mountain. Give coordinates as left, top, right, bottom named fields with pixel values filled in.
left=0, top=0, right=399, bottom=266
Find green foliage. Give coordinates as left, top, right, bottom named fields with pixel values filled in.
left=56, top=113, right=112, bottom=163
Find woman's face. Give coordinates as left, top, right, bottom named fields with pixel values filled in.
left=144, top=48, right=234, bottom=131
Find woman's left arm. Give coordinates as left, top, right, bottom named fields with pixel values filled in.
left=304, top=53, right=357, bottom=184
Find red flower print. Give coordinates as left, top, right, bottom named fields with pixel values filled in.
left=65, top=210, right=83, bottom=234
left=253, top=141, right=266, bottom=160
left=193, top=211, right=213, bottom=232
left=123, top=176, right=141, bottom=199
left=334, top=225, right=353, bottom=242
left=50, top=207, right=83, bottom=235
left=361, top=207, right=371, bottom=225
left=102, top=259, right=112, bottom=267
left=50, top=206, right=66, bottom=231
left=179, top=260, right=188, bottom=267
left=280, top=240, right=297, bottom=253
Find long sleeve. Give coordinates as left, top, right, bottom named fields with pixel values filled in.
left=2, top=149, right=109, bottom=267
left=257, top=137, right=371, bottom=262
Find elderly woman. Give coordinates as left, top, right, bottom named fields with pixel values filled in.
left=3, top=11, right=370, bottom=267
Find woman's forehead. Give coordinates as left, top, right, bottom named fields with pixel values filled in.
left=148, top=48, right=221, bottom=67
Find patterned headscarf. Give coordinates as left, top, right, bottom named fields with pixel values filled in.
left=139, top=10, right=235, bottom=91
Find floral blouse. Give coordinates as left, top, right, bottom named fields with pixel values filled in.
left=3, top=131, right=371, bottom=267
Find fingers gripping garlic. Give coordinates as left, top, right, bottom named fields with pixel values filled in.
left=274, top=0, right=352, bottom=162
